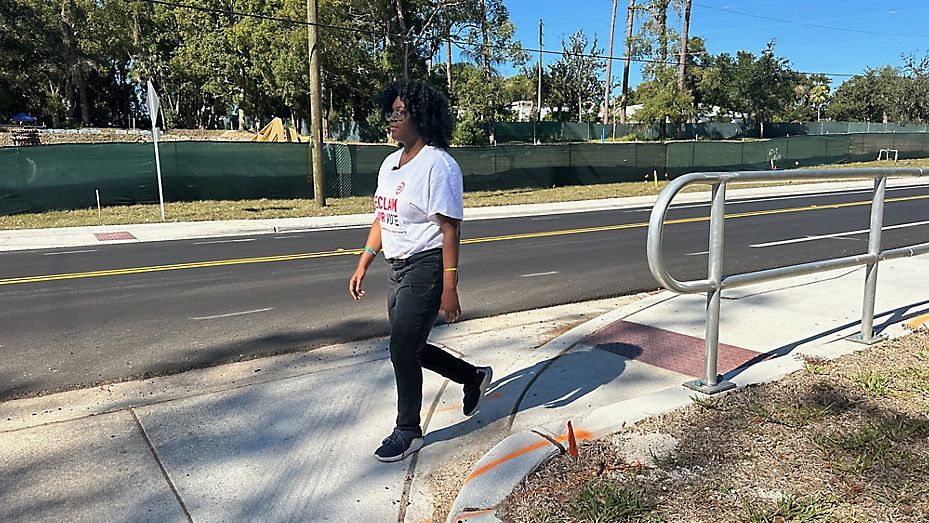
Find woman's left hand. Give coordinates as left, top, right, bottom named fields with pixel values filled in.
left=440, top=287, right=461, bottom=323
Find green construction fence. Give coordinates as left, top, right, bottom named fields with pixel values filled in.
left=2, top=133, right=929, bottom=215
left=492, top=121, right=929, bottom=143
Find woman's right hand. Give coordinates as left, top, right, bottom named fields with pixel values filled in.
left=349, top=267, right=366, bottom=300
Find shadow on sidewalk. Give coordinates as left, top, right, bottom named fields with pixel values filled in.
left=724, top=299, right=929, bottom=381
left=425, top=345, right=641, bottom=445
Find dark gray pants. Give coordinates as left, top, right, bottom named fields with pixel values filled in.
left=386, top=248, right=477, bottom=431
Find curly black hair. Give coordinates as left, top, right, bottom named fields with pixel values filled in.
left=378, top=80, right=453, bottom=150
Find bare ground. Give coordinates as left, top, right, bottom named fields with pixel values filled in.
left=498, top=329, right=929, bottom=523
left=0, top=127, right=255, bottom=146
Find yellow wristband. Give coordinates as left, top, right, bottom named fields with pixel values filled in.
left=444, top=267, right=458, bottom=272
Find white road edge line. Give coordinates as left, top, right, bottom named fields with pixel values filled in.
left=685, top=251, right=709, bottom=256
left=42, top=249, right=98, bottom=256
left=520, top=271, right=559, bottom=278
left=189, top=307, right=274, bottom=321
left=192, top=238, right=256, bottom=245
left=276, top=225, right=370, bottom=234
left=622, top=185, right=919, bottom=212
left=750, top=220, right=929, bottom=248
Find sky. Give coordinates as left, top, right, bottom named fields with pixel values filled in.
left=493, top=0, right=929, bottom=88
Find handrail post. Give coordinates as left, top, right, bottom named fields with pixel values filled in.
left=851, top=175, right=889, bottom=344
left=646, top=167, right=928, bottom=395
left=685, top=180, right=736, bottom=394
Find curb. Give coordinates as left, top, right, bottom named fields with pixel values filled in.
left=445, top=430, right=562, bottom=523
left=443, top=291, right=672, bottom=523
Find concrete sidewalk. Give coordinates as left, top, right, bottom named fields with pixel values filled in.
left=0, top=297, right=640, bottom=522
left=2, top=254, right=927, bottom=522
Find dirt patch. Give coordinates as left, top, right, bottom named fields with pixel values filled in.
left=499, top=330, right=929, bottom=522
left=424, top=447, right=489, bottom=521
left=0, top=127, right=255, bottom=147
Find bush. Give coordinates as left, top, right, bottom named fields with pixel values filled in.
left=452, top=113, right=489, bottom=146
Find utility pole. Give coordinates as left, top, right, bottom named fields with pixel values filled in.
left=604, top=0, right=618, bottom=125
left=677, top=0, right=692, bottom=92
left=537, top=19, right=543, bottom=122
left=445, top=32, right=453, bottom=95
left=307, top=0, right=326, bottom=206
left=619, top=0, right=636, bottom=124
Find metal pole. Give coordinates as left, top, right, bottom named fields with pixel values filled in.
left=537, top=19, right=543, bottom=125
left=704, top=182, right=725, bottom=385
left=603, top=0, right=618, bottom=125
left=857, top=175, right=887, bottom=343
left=619, top=0, right=635, bottom=124
left=153, top=126, right=166, bottom=222
left=686, top=181, right=735, bottom=394
left=307, top=0, right=326, bottom=206
left=677, top=0, right=692, bottom=92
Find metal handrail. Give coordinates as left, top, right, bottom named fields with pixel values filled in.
left=646, top=167, right=929, bottom=394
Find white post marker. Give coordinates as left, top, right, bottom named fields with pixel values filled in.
left=147, top=80, right=166, bottom=222
left=96, top=189, right=101, bottom=219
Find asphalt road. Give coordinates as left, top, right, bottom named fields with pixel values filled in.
left=1, top=184, right=928, bottom=400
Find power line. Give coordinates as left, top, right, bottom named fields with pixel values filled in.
left=140, top=0, right=679, bottom=67
left=694, top=2, right=929, bottom=38
left=139, top=0, right=860, bottom=78
left=142, top=0, right=370, bottom=35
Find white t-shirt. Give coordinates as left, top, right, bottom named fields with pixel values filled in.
left=374, top=145, right=464, bottom=260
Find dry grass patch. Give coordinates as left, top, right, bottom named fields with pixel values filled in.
left=499, top=330, right=929, bottom=522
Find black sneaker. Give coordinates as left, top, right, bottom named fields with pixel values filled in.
left=373, top=427, right=424, bottom=463
left=463, top=366, right=493, bottom=416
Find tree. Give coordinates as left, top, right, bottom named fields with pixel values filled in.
left=829, top=67, right=901, bottom=123
left=699, top=43, right=796, bottom=136
left=780, top=73, right=829, bottom=122
left=899, top=52, right=929, bottom=123
left=810, top=83, right=830, bottom=122
left=633, top=0, right=687, bottom=66
left=0, top=1, right=59, bottom=123
left=633, top=66, right=695, bottom=133
left=546, top=31, right=605, bottom=122
left=455, top=0, right=526, bottom=137
left=453, top=63, right=504, bottom=125
left=627, top=30, right=705, bottom=133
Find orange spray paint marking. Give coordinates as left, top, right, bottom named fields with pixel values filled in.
left=449, top=508, right=495, bottom=521
left=462, top=427, right=593, bottom=485
left=429, top=391, right=505, bottom=415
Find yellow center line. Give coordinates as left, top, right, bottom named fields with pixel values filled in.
left=462, top=193, right=929, bottom=245
left=0, top=249, right=351, bottom=286
left=3, top=193, right=928, bottom=286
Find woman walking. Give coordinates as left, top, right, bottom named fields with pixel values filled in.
left=349, top=80, right=493, bottom=463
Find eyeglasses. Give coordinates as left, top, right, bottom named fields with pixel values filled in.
left=385, top=109, right=410, bottom=123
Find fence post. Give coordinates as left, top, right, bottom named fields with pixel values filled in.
left=852, top=175, right=888, bottom=344
left=685, top=180, right=736, bottom=394
left=785, top=135, right=790, bottom=165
